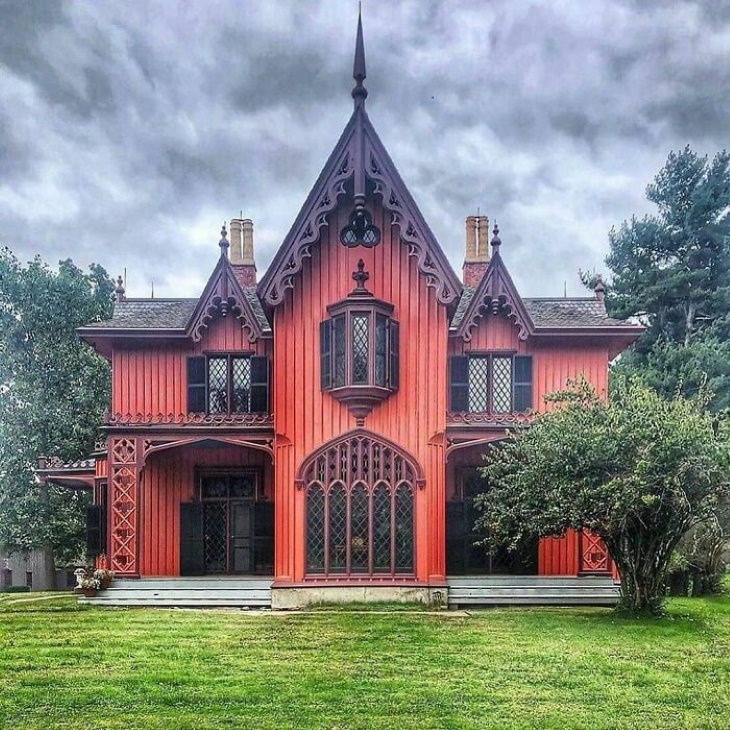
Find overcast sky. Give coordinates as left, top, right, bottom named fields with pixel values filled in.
left=1, top=0, right=728, bottom=298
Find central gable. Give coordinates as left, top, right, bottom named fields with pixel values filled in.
left=258, top=32, right=460, bottom=309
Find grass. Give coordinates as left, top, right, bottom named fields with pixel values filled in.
left=1, top=593, right=729, bottom=729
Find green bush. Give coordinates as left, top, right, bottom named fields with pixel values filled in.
left=1, top=585, right=31, bottom=593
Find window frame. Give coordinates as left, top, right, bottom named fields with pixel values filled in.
left=450, top=352, right=533, bottom=414
left=188, top=352, right=270, bottom=415
left=321, top=300, right=399, bottom=394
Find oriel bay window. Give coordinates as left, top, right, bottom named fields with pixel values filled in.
left=187, top=354, right=270, bottom=414
left=320, top=295, right=399, bottom=423
left=449, top=354, right=532, bottom=413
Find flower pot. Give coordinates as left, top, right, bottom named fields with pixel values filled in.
left=99, top=578, right=112, bottom=590
left=75, top=587, right=97, bottom=597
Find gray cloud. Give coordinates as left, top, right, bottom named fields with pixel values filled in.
left=0, top=0, right=728, bottom=299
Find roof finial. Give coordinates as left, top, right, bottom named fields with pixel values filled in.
left=491, top=221, right=502, bottom=249
left=219, top=222, right=229, bottom=257
left=114, top=275, right=126, bottom=303
left=352, top=3, right=367, bottom=106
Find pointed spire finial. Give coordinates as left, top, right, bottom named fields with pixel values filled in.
left=352, top=4, right=368, bottom=106
left=491, top=221, right=502, bottom=249
left=219, top=222, right=229, bottom=257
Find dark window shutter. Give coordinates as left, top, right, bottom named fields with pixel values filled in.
left=450, top=356, right=469, bottom=411
left=320, top=320, right=331, bottom=389
left=250, top=356, right=270, bottom=413
left=180, top=501, right=204, bottom=576
left=86, top=505, right=104, bottom=557
left=388, top=319, right=399, bottom=390
left=187, top=356, right=207, bottom=413
left=513, top=355, right=533, bottom=412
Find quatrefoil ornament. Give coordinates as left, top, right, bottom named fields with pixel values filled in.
left=339, top=207, right=381, bottom=248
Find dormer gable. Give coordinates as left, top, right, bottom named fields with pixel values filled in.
left=451, top=225, right=534, bottom=342
left=187, top=226, right=271, bottom=343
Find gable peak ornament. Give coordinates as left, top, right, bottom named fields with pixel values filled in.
left=340, top=205, right=381, bottom=248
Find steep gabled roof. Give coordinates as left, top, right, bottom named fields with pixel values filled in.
left=451, top=244, right=534, bottom=341
left=257, top=14, right=461, bottom=309
left=450, top=240, right=644, bottom=340
left=187, top=253, right=271, bottom=342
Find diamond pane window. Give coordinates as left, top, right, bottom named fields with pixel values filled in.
left=306, top=486, right=325, bottom=573
left=373, top=484, right=391, bottom=571
left=320, top=285, right=399, bottom=419
left=491, top=356, right=512, bottom=413
left=467, top=357, right=489, bottom=412
left=207, top=357, right=228, bottom=413
left=231, top=357, right=251, bottom=413
left=352, top=314, right=370, bottom=384
left=394, top=485, right=414, bottom=572
left=191, top=354, right=269, bottom=416
left=350, top=484, right=369, bottom=572
left=302, top=434, right=417, bottom=578
left=328, top=485, right=347, bottom=572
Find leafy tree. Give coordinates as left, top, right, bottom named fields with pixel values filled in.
left=0, top=249, right=113, bottom=582
left=586, top=146, right=730, bottom=409
left=477, top=378, right=729, bottom=616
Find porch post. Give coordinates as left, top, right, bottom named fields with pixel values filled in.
left=108, top=436, right=142, bottom=577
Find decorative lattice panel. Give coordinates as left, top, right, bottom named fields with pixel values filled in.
left=468, top=357, right=489, bottom=412
left=203, top=502, right=227, bottom=573
left=109, top=437, right=139, bottom=575
left=328, top=485, right=347, bottom=571
left=580, top=531, right=609, bottom=573
left=351, top=314, right=370, bottom=383
left=491, top=356, right=513, bottom=413
left=207, top=356, right=228, bottom=413
left=306, top=486, right=326, bottom=573
left=231, top=357, right=251, bottom=413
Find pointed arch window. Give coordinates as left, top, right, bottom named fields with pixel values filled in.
left=301, top=433, right=419, bottom=578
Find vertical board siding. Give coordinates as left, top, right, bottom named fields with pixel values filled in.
left=273, top=199, right=448, bottom=583
left=111, top=316, right=272, bottom=415
left=140, top=445, right=272, bottom=576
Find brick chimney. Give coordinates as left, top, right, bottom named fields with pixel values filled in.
left=462, top=214, right=489, bottom=287
left=229, top=218, right=257, bottom=287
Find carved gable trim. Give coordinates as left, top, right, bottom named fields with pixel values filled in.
left=257, top=108, right=461, bottom=308
left=186, top=256, right=266, bottom=343
left=454, top=250, right=534, bottom=342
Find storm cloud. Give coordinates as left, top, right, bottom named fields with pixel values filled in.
left=0, top=0, right=728, bottom=297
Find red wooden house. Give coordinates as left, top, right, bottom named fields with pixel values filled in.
left=73, top=17, right=642, bottom=607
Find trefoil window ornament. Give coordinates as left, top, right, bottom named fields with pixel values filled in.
left=340, top=206, right=381, bottom=248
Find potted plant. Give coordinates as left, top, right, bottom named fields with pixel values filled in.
left=93, top=569, right=115, bottom=590
left=75, top=576, right=100, bottom=597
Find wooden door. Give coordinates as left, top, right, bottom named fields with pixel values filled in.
left=230, top=501, right=253, bottom=574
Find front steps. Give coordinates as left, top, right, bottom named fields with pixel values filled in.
left=78, top=577, right=273, bottom=608
left=447, top=575, right=620, bottom=607
left=78, top=575, right=619, bottom=608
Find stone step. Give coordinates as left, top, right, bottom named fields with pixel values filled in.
left=79, top=597, right=272, bottom=607
left=447, top=576, right=615, bottom=587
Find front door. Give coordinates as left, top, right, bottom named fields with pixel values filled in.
left=201, top=472, right=256, bottom=575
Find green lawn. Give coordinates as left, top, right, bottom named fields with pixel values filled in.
left=1, top=593, right=729, bottom=729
